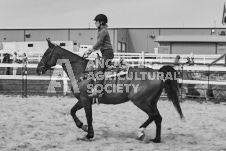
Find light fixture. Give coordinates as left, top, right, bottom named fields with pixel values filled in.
left=149, top=34, right=155, bottom=38
left=25, top=33, right=31, bottom=38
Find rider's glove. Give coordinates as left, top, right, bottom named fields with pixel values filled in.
left=84, top=47, right=94, bottom=56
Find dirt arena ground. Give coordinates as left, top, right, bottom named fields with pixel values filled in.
left=1, top=95, right=226, bottom=151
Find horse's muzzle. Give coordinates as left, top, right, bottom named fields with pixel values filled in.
left=36, top=66, right=46, bottom=75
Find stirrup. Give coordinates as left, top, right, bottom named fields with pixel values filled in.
left=88, top=92, right=104, bottom=98
left=88, top=91, right=98, bottom=98
left=92, top=98, right=99, bottom=105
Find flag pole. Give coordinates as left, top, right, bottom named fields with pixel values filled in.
left=222, top=2, right=226, bottom=25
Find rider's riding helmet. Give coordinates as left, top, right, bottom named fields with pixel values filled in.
left=94, top=14, right=108, bottom=25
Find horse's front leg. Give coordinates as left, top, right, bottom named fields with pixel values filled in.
left=70, top=100, right=84, bottom=129
left=80, top=96, right=94, bottom=139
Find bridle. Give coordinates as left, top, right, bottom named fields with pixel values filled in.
left=39, top=45, right=57, bottom=71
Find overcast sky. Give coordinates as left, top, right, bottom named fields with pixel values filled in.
left=0, top=0, right=226, bottom=28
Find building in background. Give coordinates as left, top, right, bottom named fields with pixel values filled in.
left=155, top=35, right=226, bottom=54
left=1, top=28, right=226, bottom=54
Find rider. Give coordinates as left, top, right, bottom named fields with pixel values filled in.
left=84, top=14, right=114, bottom=98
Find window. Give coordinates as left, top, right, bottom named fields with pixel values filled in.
left=28, top=44, right=33, bottom=47
left=60, top=43, right=66, bottom=46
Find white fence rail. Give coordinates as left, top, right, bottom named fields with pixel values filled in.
left=1, top=63, right=226, bottom=94
left=1, top=52, right=226, bottom=96
left=1, top=52, right=226, bottom=65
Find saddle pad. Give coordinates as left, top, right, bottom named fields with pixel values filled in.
left=85, top=60, right=96, bottom=72
left=107, top=66, right=130, bottom=79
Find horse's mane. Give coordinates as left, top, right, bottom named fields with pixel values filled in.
left=56, top=45, right=88, bottom=63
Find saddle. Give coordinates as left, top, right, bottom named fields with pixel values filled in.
left=76, top=55, right=129, bottom=104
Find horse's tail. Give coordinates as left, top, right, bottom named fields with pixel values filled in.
left=158, top=65, right=184, bottom=119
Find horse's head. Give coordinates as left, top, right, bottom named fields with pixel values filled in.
left=36, top=38, right=59, bottom=75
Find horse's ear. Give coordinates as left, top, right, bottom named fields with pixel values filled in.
left=46, top=38, right=54, bottom=48
left=46, top=38, right=51, bottom=47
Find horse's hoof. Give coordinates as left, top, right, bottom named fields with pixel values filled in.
left=137, top=131, right=145, bottom=141
left=137, top=132, right=150, bottom=143
left=142, top=135, right=150, bottom=144
left=137, top=128, right=150, bottom=143
left=137, top=128, right=146, bottom=141
left=81, top=124, right=88, bottom=132
left=77, top=136, right=95, bottom=142
left=150, top=138, right=161, bottom=143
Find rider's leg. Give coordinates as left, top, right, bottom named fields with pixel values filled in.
left=88, top=49, right=114, bottom=98
left=88, top=59, right=106, bottom=97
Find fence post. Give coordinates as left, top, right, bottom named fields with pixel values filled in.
left=22, top=62, right=27, bottom=98
left=63, top=71, right=68, bottom=95
left=206, top=66, right=210, bottom=101
left=141, top=51, right=145, bottom=65
left=38, top=53, right=41, bottom=62
left=180, top=63, right=184, bottom=101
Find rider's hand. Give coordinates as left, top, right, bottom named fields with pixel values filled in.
left=88, top=47, right=94, bottom=54
left=84, top=49, right=90, bottom=56
left=84, top=48, right=94, bottom=55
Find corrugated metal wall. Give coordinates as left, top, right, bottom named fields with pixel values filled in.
left=217, top=43, right=226, bottom=54
left=25, top=30, right=68, bottom=41
left=160, top=28, right=211, bottom=35
left=127, top=29, right=159, bottom=53
left=69, top=29, right=117, bottom=51
left=70, top=29, right=96, bottom=46
left=172, top=43, right=216, bottom=54
left=0, top=30, right=24, bottom=42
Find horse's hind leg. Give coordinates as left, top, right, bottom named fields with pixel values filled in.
left=132, top=91, right=162, bottom=143
left=133, top=101, right=157, bottom=129
left=152, top=109, right=162, bottom=143
left=133, top=101, right=162, bottom=143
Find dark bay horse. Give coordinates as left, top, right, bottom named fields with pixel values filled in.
left=36, top=39, right=184, bottom=143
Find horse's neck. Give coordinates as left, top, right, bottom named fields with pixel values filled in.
left=59, top=50, right=88, bottom=81
left=62, top=61, right=87, bottom=80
